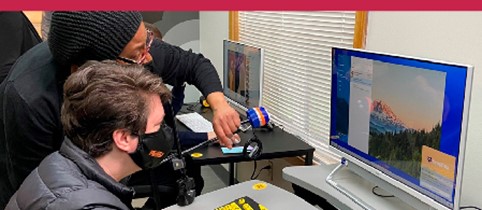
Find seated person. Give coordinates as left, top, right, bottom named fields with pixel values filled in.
left=6, top=60, right=172, bottom=209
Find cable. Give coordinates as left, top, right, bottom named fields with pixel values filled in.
left=460, top=206, right=482, bottom=210
left=277, top=123, right=285, bottom=131
left=186, top=103, right=199, bottom=112
left=250, top=161, right=272, bottom=180
left=371, top=186, right=395, bottom=198
left=250, top=160, right=258, bottom=180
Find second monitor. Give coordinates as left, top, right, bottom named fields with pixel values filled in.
left=223, top=40, right=264, bottom=112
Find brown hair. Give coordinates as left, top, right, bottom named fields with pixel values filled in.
left=61, top=60, right=171, bottom=157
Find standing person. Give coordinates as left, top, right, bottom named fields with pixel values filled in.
left=0, top=11, right=240, bottom=208
left=7, top=60, right=173, bottom=209
left=0, top=12, right=42, bottom=83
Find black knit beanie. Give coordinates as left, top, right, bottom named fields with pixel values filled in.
left=48, top=11, right=143, bottom=66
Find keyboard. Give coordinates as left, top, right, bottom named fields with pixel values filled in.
left=176, top=112, right=214, bottom=133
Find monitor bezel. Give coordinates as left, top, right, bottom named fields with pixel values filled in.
left=329, top=47, right=473, bottom=210
left=223, top=40, right=264, bottom=113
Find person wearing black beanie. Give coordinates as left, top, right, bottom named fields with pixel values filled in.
left=48, top=11, right=143, bottom=67
left=0, top=11, right=240, bottom=209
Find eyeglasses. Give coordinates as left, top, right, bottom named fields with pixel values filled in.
left=117, top=29, right=154, bottom=65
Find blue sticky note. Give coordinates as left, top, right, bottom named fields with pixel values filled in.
left=221, top=146, right=253, bottom=154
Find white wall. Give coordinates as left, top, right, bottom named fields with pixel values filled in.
left=366, top=11, right=482, bottom=208
left=199, top=12, right=229, bottom=83
left=199, top=11, right=230, bottom=171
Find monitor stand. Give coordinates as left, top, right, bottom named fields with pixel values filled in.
left=326, top=158, right=433, bottom=210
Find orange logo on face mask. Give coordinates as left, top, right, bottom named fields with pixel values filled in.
left=148, top=150, right=164, bottom=158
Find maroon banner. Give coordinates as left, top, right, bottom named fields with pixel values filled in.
left=3, top=0, right=482, bottom=10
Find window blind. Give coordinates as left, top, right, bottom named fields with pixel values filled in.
left=238, top=11, right=357, bottom=164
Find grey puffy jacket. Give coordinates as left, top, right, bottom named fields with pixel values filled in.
left=6, top=138, right=135, bottom=210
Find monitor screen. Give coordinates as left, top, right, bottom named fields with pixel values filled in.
left=330, top=47, right=473, bottom=209
left=223, top=40, right=264, bottom=110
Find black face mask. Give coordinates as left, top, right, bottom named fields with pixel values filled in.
left=129, top=124, right=175, bottom=169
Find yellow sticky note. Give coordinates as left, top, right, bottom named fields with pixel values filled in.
left=191, top=152, right=203, bottom=158
left=252, top=182, right=267, bottom=190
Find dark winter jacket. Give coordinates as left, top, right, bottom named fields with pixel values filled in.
left=6, top=138, right=135, bottom=210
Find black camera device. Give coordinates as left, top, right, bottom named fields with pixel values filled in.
left=176, top=175, right=196, bottom=206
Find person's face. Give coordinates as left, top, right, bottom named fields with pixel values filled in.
left=108, top=92, right=169, bottom=174
left=117, top=22, right=153, bottom=65
left=125, top=93, right=165, bottom=153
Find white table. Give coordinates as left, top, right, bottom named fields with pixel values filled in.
left=164, top=180, right=318, bottom=210
left=282, top=164, right=416, bottom=210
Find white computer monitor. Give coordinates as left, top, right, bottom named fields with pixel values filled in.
left=329, top=47, right=473, bottom=210
left=223, top=40, right=264, bottom=113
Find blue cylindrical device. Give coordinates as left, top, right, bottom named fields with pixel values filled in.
left=246, top=106, right=270, bottom=128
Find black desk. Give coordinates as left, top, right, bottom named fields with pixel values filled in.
left=177, top=104, right=315, bottom=185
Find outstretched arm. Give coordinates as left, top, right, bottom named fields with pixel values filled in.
left=206, top=92, right=240, bottom=148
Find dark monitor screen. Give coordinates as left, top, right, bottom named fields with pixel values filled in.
left=223, top=40, right=264, bottom=110
left=330, top=47, right=473, bottom=209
